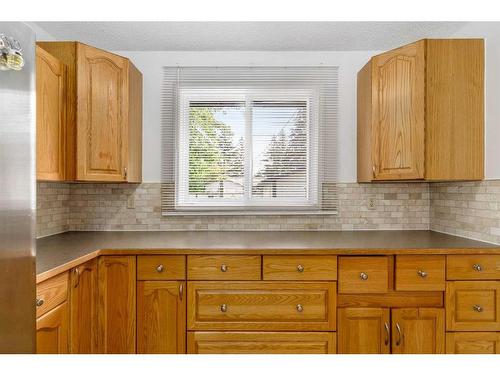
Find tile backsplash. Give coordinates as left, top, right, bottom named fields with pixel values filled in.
left=36, top=182, right=430, bottom=237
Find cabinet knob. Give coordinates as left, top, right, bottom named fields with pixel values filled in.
left=473, top=264, right=482, bottom=272
left=220, top=264, right=228, bottom=272
left=297, top=264, right=305, bottom=273
left=220, top=304, right=227, bottom=313
left=473, top=304, right=483, bottom=313
left=36, top=298, right=44, bottom=307
left=156, top=264, right=165, bottom=273
left=296, top=304, right=304, bottom=312
left=360, top=272, right=368, bottom=281
left=417, top=270, right=428, bottom=278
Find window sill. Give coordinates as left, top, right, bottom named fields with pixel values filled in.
left=162, top=210, right=338, bottom=216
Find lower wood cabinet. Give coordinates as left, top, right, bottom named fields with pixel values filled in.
left=187, top=332, right=336, bottom=354
left=338, top=307, right=444, bottom=354
left=137, top=281, right=186, bottom=354
left=97, top=256, right=136, bottom=354
left=69, top=259, right=98, bottom=353
left=446, top=332, right=500, bottom=354
left=36, top=302, right=69, bottom=354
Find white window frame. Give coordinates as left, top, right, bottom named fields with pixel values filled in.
left=176, top=87, right=319, bottom=212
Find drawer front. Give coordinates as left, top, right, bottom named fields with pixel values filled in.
left=36, top=272, right=68, bottom=318
left=446, top=281, right=500, bottom=331
left=263, top=255, right=337, bottom=281
left=187, top=255, right=261, bottom=280
left=187, top=281, right=336, bottom=331
left=395, top=255, right=445, bottom=291
left=446, top=332, right=500, bottom=354
left=187, top=331, right=336, bottom=354
left=447, top=255, right=500, bottom=280
left=338, top=256, right=390, bottom=293
left=137, top=255, right=186, bottom=280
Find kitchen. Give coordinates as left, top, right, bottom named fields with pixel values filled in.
left=1, top=6, right=500, bottom=368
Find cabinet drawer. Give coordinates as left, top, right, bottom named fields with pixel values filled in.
left=263, top=255, right=337, bottom=281
left=187, top=331, right=336, bottom=354
left=137, top=255, right=186, bottom=280
left=446, top=281, right=500, bottom=331
left=395, top=255, right=445, bottom=291
left=446, top=332, right=500, bottom=354
left=338, top=256, right=390, bottom=293
left=447, top=255, right=500, bottom=280
left=187, top=281, right=336, bottom=331
left=187, top=255, right=261, bottom=280
left=36, top=272, right=68, bottom=318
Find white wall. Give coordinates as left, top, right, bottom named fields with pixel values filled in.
left=114, top=51, right=378, bottom=183
left=452, top=22, right=500, bottom=179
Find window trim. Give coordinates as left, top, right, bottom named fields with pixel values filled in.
left=175, top=87, right=320, bottom=212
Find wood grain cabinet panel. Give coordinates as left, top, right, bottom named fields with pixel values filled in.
left=446, top=332, right=500, bottom=354
left=357, top=39, right=484, bottom=182
left=137, top=255, right=186, bottom=281
left=395, top=255, right=445, bottom=291
left=36, top=46, right=67, bottom=181
left=187, top=255, right=261, bottom=280
left=36, top=272, right=68, bottom=318
left=447, top=255, right=500, bottom=280
left=36, top=302, right=69, bottom=354
left=69, top=259, right=98, bottom=353
left=263, top=255, right=337, bottom=281
left=188, top=332, right=336, bottom=354
left=338, top=256, right=390, bottom=294
left=187, top=281, right=336, bottom=331
left=446, top=281, right=500, bottom=331
left=338, top=308, right=390, bottom=354
left=137, top=281, right=186, bottom=354
left=97, top=256, right=136, bottom=353
left=391, top=308, right=445, bottom=354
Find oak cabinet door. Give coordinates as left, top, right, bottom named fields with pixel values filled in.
left=188, top=332, right=336, bottom=354
left=371, top=40, right=425, bottom=180
left=337, top=308, right=390, bottom=354
left=77, top=44, right=129, bottom=181
left=69, top=259, right=98, bottom=353
left=446, top=332, right=500, bottom=354
left=36, top=46, right=66, bottom=181
left=97, top=256, right=136, bottom=353
left=391, top=308, right=445, bottom=354
left=36, top=302, right=69, bottom=354
left=137, top=281, right=186, bottom=354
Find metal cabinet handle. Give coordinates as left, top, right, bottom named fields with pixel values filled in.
left=220, top=264, right=228, bottom=272
left=124, top=167, right=127, bottom=179
left=417, top=270, right=428, bottom=278
left=296, top=304, right=304, bottom=312
left=297, top=264, right=304, bottom=273
left=156, top=264, right=164, bottom=273
left=473, top=304, right=483, bottom=313
left=360, top=272, right=368, bottom=281
left=36, top=298, right=44, bottom=307
left=73, top=267, right=81, bottom=288
left=395, top=323, right=402, bottom=346
left=384, top=322, right=390, bottom=346
left=473, top=264, right=482, bottom=272
left=220, top=304, right=227, bottom=312
left=179, top=283, right=183, bottom=301
left=372, top=165, right=376, bottom=178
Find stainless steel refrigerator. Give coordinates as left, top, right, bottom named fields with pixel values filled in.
left=0, top=22, right=36, bottom=353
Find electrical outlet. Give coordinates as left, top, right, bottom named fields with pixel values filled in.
left=127, top=195, right=135, bottom=209
left=367, top=197, right=376, bottom=210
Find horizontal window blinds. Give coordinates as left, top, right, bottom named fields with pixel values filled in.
left=161, top=67, right=339, bottom=214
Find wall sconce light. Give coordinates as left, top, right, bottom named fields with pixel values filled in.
left=0, top=33, right=25, bottom=71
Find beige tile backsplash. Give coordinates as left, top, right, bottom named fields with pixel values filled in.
left=36, top=182, right=430, bottom=237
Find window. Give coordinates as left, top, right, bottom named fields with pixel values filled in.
left=162, top=67, right=338, bottom=214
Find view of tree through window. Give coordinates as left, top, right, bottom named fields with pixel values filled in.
left=186, top=97, right=311, bottom=205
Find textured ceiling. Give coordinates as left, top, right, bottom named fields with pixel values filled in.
left=35, top=22, right=467, bottom=51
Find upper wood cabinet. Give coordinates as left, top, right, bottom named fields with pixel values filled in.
left=36, top=42, right=142, bottom=182
left=358, top=39, right=484, bottom=182
left=36, top=46, right=67, bottom=181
